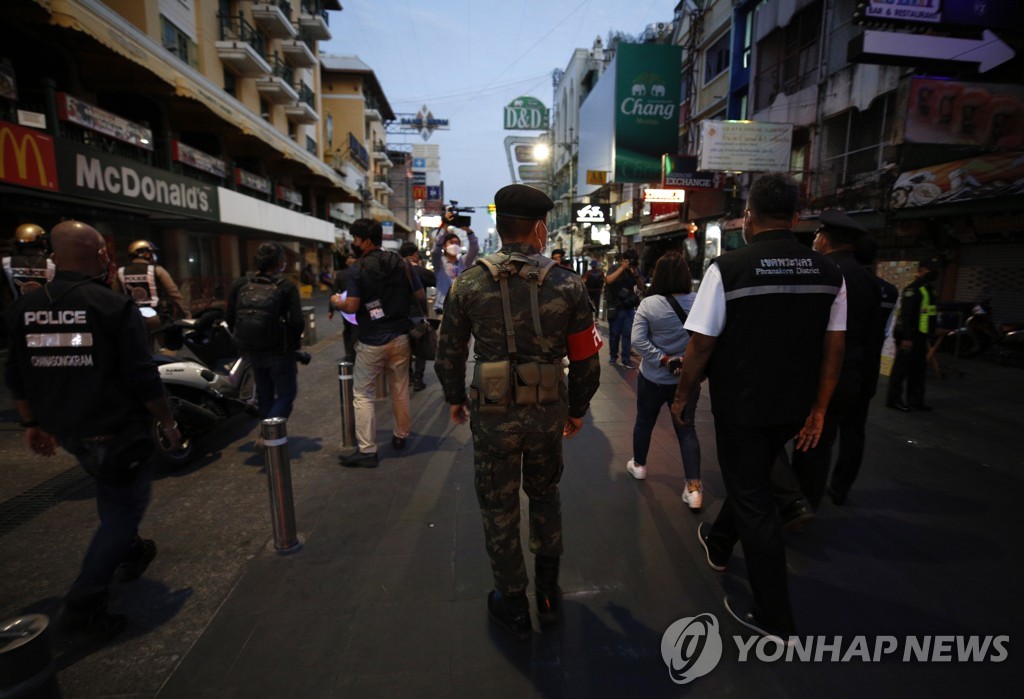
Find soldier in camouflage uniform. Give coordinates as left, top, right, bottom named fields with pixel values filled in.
left=435, top=184, right=602, bottom=640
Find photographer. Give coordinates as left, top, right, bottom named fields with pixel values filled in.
left=604, top=249, right=644, bottom=368
left=431, top=208, right=479, bottom=315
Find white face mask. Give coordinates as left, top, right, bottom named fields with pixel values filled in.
left=445, top=243, right=461, bottom=256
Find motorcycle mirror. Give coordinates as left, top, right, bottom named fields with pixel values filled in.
left=139, top=307, right=158, bottom=318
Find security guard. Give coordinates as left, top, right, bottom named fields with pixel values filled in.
left=112, top=239, right=191, bottom=324
left=435, top=184, right=601, bottom=640
left=2, top=223, right=55, bottom=299
left=886, top=257, right=938, bottom=411
left=4, top=220, right=180, bottom=643
left=670, top=173, right=846, bottom=641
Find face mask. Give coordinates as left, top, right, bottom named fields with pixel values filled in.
left=445, top=243, right=460, bottom=256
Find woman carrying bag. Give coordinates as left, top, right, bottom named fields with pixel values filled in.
left=626, top=251, right=704, bottom=511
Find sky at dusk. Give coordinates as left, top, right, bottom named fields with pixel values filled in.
left=322, top=0, right=680, bottom=219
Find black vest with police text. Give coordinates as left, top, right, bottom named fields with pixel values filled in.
left=706, top=229, right=844, bottom=425
left=3, top=253, right=53, bottom=298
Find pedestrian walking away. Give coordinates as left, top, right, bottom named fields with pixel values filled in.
left=626, top=250, right=703, bottom=511
left=435, top=183, right=601, bottom=641
left=3, top=220, right=181, bottom=644
left=671, top=173, right=847, bottom=643
left=226, top=242, right=305, bottom=445
left=334, top=219, right=425, bottom=466
left=584, top=259, right=605, bottom=318
left=401, top=241, right=437, bottom=392
left=887, top=256, right=940, bottom=412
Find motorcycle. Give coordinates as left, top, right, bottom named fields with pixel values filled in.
left=141, top=307, right=257, bottom=467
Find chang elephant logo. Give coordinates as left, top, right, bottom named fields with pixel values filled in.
left=621, top=72, right=675, bottom=121
left=661, top=613, right=723, bottom=684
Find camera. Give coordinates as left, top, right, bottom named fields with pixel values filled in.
left=445, top=200, right=474, bottom=228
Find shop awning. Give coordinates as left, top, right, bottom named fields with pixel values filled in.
left=639, top=218, right=687, bottom=240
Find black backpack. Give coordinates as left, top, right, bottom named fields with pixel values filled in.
left=233, top=275, right=286, bottom=353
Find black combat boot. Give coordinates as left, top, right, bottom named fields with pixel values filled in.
left=534, top=555, right=562, bottom=626
left=487, top=590, right=531, bottom=641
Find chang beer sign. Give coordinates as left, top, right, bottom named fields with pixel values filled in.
left=504, top=96, right=549, bottom=131
left=614, top=43, right=682, bottom=183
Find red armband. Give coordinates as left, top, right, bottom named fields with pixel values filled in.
left=567, top=323, right=603, bottom=361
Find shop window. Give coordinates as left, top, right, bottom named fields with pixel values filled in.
left=821, top=92, right=896, bottom=190
left=161, top=16, right=199, bottom=69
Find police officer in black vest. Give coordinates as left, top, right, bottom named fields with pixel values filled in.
left=671, top=173, right=847, bottom=642
left=887, top=257, right=939, bottom=411
left=2, top=223, right=55, bottom=299
left=4, top=220, right=180, bottom=643
left=112, top=239, right=191, bottom=330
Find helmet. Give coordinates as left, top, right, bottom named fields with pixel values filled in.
left=128, top=240, right=158, bottom=260
left=15, top=223, right=46, bottom=248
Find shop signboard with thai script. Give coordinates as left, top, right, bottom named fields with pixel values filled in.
left=699, top=120, right=792, bottom=172
left=503, top=96, right=549, bottom=131
left=56, top=138, right=218, bottom=219
left=0, top=120, right=58, bottom=191
left=574, top=204, right=613, bottom=225
left=56, top=93, right=153, bottom=151
left=235, top=167, right=271, bottom=195
left=172, top=140, right=227, bottom=178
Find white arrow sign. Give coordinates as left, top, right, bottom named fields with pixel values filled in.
left=861, top=29, right=1014, bottom=73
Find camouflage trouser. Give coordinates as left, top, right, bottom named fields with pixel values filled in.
left=472, top=425, right=565, bottom=596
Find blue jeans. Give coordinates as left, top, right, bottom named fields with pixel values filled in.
left=250, top=351, right=298, bottom=419
left=60, top=424, right=154, bottom=599
left=632, top=374, right=701, bottom=480
left=608, top=307, right=636, bottom=361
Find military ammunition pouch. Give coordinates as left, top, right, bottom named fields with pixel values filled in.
left=470, top=360, right=561, bottom=414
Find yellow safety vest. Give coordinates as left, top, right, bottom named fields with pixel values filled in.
left=918, top=286, right=937, bottom=334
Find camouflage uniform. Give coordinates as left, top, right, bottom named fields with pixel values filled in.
left=435, top=242, right=601, bottom=595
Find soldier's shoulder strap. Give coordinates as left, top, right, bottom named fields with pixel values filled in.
left=476, top=252, right=557, bottom=286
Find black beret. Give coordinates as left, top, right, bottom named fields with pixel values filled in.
left=819, top=209, right=868, bottom=242
left=494, top=184, right=554, bottom=220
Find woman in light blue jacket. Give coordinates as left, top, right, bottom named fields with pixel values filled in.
left=626, top=250, right=703, bottom=510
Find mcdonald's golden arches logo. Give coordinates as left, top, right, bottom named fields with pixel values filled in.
left=0, top=121, right=58, bottom=191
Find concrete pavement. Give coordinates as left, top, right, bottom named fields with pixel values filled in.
left=1, top=303, right=1023, bottom=697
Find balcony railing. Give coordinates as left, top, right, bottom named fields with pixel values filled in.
left=218, top=13, right=267, bottom=56
left=250, top=0, right=296, bottom=39
left=296, top=82, right=315, bottom=109
left=256, top=54, right=299, bottom=103
left=269, top=54, right=294, bottom=84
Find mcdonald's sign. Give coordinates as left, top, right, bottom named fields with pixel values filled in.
left=0, top=121, right=58, bottom=192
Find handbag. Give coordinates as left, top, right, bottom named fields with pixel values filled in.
left=403, top=262, right=437, bottom=361
left=617, top=286, right=641, bottom=309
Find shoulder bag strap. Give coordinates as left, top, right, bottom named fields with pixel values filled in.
left=663, top=293, right=689, bottom=329
left=402, top=261, right=429, bottom=317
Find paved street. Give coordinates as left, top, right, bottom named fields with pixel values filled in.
left=2, top=302, right=1023, bottom=698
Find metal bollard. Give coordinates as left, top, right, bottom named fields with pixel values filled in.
left=261, top=418, right=302, bottom=554
left=301, top=305, right=317, bottom=347
left=338, top=361, right=356, bottom=448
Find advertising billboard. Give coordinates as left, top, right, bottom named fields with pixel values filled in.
left=698, top=120, right=793, bottom=172
left=0, top=120, right=58, bottom=192
left=504, top=96, right=550, bottom=131
left=614, top=43, right=682, bottom=183
left=904, top=77, right=1024, bottom=148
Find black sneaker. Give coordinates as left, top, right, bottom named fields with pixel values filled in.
left=339, top=451, right=379, bottom=468
left=391, top=435, right=407, bottom=451
left=114, top=537, right=157, bottom=582
left=487, top=590, right=531, bottom=641
left=620, top=360, right=635, bottom=369
left=697, top=522, right=727, bottom=572
left=723, top=595, right=792, bottom=648
left=412, top=379, right=427, bottom=392
left=781, top=498, right=816, bottom=533
left=56, top=598, right=127, bottom=645
left=295, top=351, right=312, bottom=366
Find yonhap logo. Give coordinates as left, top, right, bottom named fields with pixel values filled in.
left=660, top=613, right=723, bottom=684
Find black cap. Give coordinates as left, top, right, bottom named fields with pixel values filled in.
left=494, top=184, right=554, bottom=220
left=818, top=209, right=868, bottom=243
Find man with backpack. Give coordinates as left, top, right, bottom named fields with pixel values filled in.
left=226, top=242, right=304, bottom=428
left=332, top=219, right=425, bottom=466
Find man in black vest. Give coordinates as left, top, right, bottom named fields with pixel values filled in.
left=112, top=240, right=191, bottom=326
left=2, top=223, right=55, bottom=299
left=671, top=173, right=846, bottom=643
left=887, top=257, right=939, bottom=411
left=4, top=220, right=180, bottom=642
left=333, top=219, right=424, bottom=466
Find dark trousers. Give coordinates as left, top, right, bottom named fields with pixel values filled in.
left=60, top=426, right=154, bottom=604
left=706, top=419, right=801, bottom=635
left=887, top=333, right=928, bottom=406
left=588, top=290, right=602, bottom=316
left=342, top=320, right=358, bottom=363
left=608, top=308, right=635, bottom=362
left=830, top=389, right=873, bottom=498
left=633, top=375, right=701, bottom=480
left=790, top=376, right=859, bottom=509
left=251, top=351, right=298, bottom=419
left=472, top=426, right=564, bottom=596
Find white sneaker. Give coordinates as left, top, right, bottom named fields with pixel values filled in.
left=682, top=480, right=703, bottom=510
left=626, top=459, right=646, bottom=480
